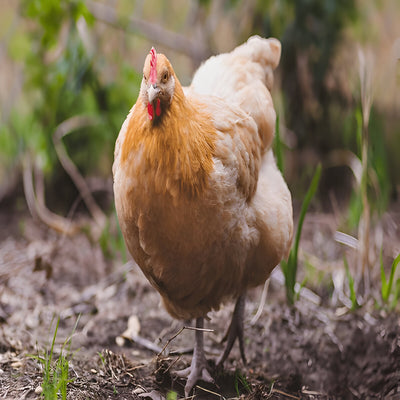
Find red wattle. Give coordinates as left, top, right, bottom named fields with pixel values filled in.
left=147, top=103, right=154, bottom=120
left=156, top=99, right=161, bottom=117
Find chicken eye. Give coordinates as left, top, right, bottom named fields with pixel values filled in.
left=162, top=71, right=169, bottom=83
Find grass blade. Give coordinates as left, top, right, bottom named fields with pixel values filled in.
left=380, top=248, right=388, bottom=299
left=293, top=165, right=322, bottom=265
left=30, top=316, right=78, bottom=399
left=382, top=253, right=400, bottom=302
left=42, top=317, right=60, bottom=398
left=283, top=164, right=322, bottom=304
left=344, top=256, right=360, bottom=310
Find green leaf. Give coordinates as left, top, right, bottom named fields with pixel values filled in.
left=283, top=164, right=321, bottom=304
left=293, top=165, right=321, bottom=268
left=73, top=1, right=95, bottom=24
left=234, top=370, right=251, bottom=396
left=382, top=253, right=400, bottom=303
left=391, top=279, right=400, bottom=310
left=344, top=256, right=359, bottom=310
left=380, top=248, right=388, bottom=299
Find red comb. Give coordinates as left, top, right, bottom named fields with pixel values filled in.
left=149, top=47, right=157, bottom=84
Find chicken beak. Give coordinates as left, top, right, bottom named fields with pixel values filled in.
left=147, top=84, right=161, bottom=104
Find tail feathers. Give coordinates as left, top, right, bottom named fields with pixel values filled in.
left=234, top=35, right=281, bottom=69
left=233, top=36, right=281, bottom=90
left=188, top=35, right=281, bottom=150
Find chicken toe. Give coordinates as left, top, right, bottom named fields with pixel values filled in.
left=175, top=318, right=214, bottom=397
left=217, top=294, right=246, bottom=366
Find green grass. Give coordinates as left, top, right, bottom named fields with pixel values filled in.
left=344, top=256, right=360, bottom=310
left=281, top=165, right=321, bottom=305
left=31, top=317, right=78, bottom=399
left=380, top=252, right=400, bottom=307
left=274, top=113, right=322, bottom=305
left=234, top=370, right=251, bottom=396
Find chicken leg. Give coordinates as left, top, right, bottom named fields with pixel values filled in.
left=176, top=317, right=214, bottom=397
left=217, top=294, right=246, bottom=366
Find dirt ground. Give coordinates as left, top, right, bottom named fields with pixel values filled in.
left=0, top=205, right=399, bottom=399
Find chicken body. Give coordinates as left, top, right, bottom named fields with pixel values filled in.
left=113, top=36, right=293, bottom=395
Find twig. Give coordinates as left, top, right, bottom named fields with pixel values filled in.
left=184, top=326, right=214, bottom=333
left=157, top=325, right=214, bottom=359
left=162, top=354, right=182, bottom=374
left=126, top=364, right=147, bottom=373
left=270, top=388, right=300, bottom=399
left=195, top=384, right=225, bottom=399
left=301, top=389, right=326, bottom=396
left=22, top=156, right=79, bottom=235
left=86, top=0, right=209, bottom=65
left=52, top=115, right=106, bottom=230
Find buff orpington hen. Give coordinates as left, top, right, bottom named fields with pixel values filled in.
left=113, top=36, right=293, bottom=397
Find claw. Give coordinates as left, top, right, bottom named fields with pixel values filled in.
left=180, top=362, right=214, bottom=398
left=174, top=318, right=214, bottom=397
left=217, top=294, right=247, bottom=367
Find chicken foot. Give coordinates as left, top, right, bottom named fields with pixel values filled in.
left=175, top=317, right=214, bottom=397
left=217, top=294, right=246, bottom=366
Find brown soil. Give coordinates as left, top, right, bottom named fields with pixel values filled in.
left=0, top=207, right=399, bottom=399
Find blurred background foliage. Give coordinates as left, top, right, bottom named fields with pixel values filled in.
left=0, top=0, right=399, bottom=227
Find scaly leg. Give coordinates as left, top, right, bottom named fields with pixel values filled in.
left=175, top=317, right=213, bottom=397
left=217, top=294, right=246, bottom=366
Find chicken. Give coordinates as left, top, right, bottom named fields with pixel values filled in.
left=113, top=36, right=293, bottom=397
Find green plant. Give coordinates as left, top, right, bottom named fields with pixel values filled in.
left=166, top=391, right=178, bottom=400
left=234, top=370, right=251, bottom=397
left=380, top=252, right=400, bottom=306
left=31, top=317, right=77, bottom=399
left=98, top=351, right=105, bottom=366
left=274, top=114, right=284, bottom=173
left=347, top=83, right=390, bottom=233
left=1, top=0, right=141, bottom=212
left=281, top=164, right=321, bottom=305
left=344, top=256, right=360, bottom=310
